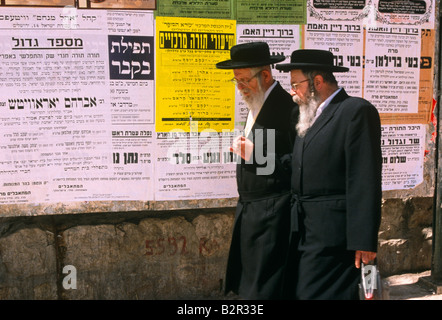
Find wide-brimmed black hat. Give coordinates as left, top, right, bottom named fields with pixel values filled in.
left=216, top=42, right=285, bottom=69
left=276, top=49, right=349, bottom=72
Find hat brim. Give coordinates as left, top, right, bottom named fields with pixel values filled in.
left=216, top=55, right=286, bottom=69
left=275, top=62, right=349, bottom=73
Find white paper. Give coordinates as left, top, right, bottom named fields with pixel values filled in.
left=381, top=124, right=425, bottom=191
left=0, top=8, right=155, bottom=203
left=364, top=26, right=421, bottom=113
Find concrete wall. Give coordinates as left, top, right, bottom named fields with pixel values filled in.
left=379, top=197, right=433, bottom=277
left=0, top=208, right=235, bottom=299
left=0, top=197, right=434, bottom=300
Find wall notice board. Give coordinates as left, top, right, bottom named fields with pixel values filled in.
left=0, top=0, right=437, bottom=216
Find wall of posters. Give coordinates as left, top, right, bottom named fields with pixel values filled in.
left=304, top=0, right=436, bottom=198
left=0, top=0, right=438, bottom=212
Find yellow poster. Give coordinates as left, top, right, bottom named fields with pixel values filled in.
left=156, top=17, right=236, bottom=132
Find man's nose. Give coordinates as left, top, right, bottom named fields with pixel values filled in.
left=237, top=82, right=247, bottom=89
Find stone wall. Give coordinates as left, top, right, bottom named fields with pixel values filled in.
left=378, top=197, right=434, bottom=277
left=0, top=208, right=235, bottom=300
left=0, top=197, right=434, bottom=299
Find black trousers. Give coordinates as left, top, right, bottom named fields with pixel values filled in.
left=283, top=234, right=360, bottom=300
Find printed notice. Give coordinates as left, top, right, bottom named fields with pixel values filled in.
left=155, top=0, right=234, bottom=19
left=154, top=17, right=238, bottom=201
left=307, top=0, right=434, bottom=28
left=364, top=26, right=421, bottom=114
left=376, top=0, right=435, bottom=28
left=236, top=0, right=306, bottom=25
left=154, top=129, right=238, bottom=201
left=155, top=17, right=236, bottom=133
left=306, top=0, right=370, bottom=23
left=381, top=124, right=425, bottom=191
left=0, top=8, right=155, bottom=204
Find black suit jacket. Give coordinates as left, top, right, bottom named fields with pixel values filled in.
left=236, top=82, right=297, bottom=198
left=291, top=88, right=382, bottom=252
left=224, top=81, right=298, bottom=299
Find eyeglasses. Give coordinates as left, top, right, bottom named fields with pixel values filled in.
left=231, top=70, right=262, bottom=87
left=291, top=79, right=309, bottom=91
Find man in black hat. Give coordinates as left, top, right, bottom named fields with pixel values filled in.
left=276, top=49, right=382, bottom=300
left=216, top=42, right=298, bottom=299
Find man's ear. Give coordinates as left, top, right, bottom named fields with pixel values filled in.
left=261, top=68, right=272, bottom=83
left=313, top=74, right=324, bottom=90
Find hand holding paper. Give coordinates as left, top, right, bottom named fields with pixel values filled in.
left=230, top=135, right=254, bottom=161
left=355, top=250, right=377, bottom=269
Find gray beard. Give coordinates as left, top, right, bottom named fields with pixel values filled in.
left=295, top=94, right=321, bottom=138
left=240, top=83, right=266, bottom=114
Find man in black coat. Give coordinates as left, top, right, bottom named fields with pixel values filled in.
left=276, top=49, right=382, bottom=300
left=216, top=42, right=298, bottom=299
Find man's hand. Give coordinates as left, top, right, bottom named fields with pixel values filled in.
left=355, top=250, right=376, bottom=268
left=230, top=135, right=254, bottom=161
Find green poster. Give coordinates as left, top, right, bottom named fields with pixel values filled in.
left=236, top=0, right=307, bottom=24
left=156, top=0, right=235, bottom=20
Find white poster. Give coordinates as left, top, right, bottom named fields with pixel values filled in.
left=306, top=0, right=435, bottom=29
left=0, top=8, right=155, bottom=203
left=364, top=26, right=421, bottom=113
left=381, top=124, right=425, bottom=191
left=154, top=129, right=237, bottom=201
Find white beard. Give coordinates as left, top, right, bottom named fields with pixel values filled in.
left=240, top=83, right=266, bottom=114
left=294, top=93, right=321, bottom=138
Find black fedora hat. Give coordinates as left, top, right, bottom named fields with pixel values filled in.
left=216, top=42, right=285, bottom=69
left=276, top=49, right=349, bottom=72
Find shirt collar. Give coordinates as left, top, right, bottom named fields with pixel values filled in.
left=264, top=80, right=278, bottom=101
left=316, top=87, right=342, bottom=115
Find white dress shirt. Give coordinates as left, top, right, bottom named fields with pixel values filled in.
left=244, top=80, right=278, bottom=137
left=312, top=87, right=342, bottom=124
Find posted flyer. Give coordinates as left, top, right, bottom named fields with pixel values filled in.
left=0, top=8, right=155, bottom=203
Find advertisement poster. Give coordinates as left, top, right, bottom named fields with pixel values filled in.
left=155, top=16, right=236, bottom=133
left=155, top=0, right=234, bottom=19
left=306, top=0, right=434, bottom=29
left=154, top=17, right=237, bottom=201
left=0, top=8, right=155, bottom=203
left=381, top=124, right=425, bottom=191
left=364, top=26, right=421, bottom=114
left=235, top=0, right=306, bottom=24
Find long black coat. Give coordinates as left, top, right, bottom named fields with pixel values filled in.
left=289, top=89, right=382, bottom=300
left=224, top=82, right=298, bottom=299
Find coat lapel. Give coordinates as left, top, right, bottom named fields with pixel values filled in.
left=247, top=82, right=282, bottom=141
left=303, top=89, right=349, bottom=150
